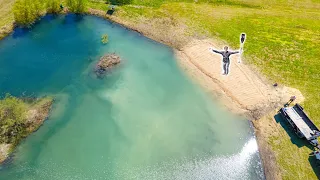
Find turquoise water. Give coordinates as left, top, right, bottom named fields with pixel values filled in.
left=0, top=15, right=264, bottom=179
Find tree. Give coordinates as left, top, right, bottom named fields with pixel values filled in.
left=13, top=0, right=45, bottom=27
left=46, top=0, right=60, bottom=14
left=32, top=0, right=44, bottom=17
left=66, top=0, right=87, bottom=13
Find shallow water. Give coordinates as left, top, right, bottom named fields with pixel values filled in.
left=0, top=15, right=264, bottom=179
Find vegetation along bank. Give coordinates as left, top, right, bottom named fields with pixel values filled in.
left=0, top=0, right=319, bottom=179
left=0, top=95, right=53, bottom=163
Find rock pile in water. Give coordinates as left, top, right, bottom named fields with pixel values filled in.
left=95, top=53, right=121, bottom=77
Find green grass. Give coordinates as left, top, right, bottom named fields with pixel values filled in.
left=0, top=0, right=15, bottom=40
left=1, top=0, right=320, bottom=179
left=267, top=112, right=320, bottom=179
left=87, top=0, right=110, bottom=10
left=0, top=95, right=53, bottom=144
left=0, top=0, right=14, bottom=28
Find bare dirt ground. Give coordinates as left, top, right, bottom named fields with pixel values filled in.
left=253, top=110, right=283, bottom=180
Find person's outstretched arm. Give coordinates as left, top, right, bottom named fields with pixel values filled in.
left=230, top=50, right=240, bottom=55
left=209, top=47, right=222, bottom=54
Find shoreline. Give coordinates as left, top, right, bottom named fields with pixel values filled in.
left=91, top=12, right=303, bottom=179
left=0, top=9, right=304, bottom=179
left=175, top=39, right=305, bottom=180
left=0, top=97, right=54, bottom=164
left=0, top=24, right=14, bottom=41
left=82, top=11, right=302, bottom=179
left=174, top=39, right=305, bottom=180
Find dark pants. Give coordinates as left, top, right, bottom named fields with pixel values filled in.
left=223, top=62, right=230, bottom=74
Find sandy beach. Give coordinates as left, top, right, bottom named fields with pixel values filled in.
left=175, top=39, right=304, bottom=118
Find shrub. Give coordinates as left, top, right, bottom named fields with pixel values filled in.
left=106, top=0, right=133, bottom=5
left=101, top=34, right=109, bottom=44
left=46, top=0, right=61, bottom=14
left=33, top=0, right=44, bottom=16
left=13, top=0, right=45, bottom=27
left=66, top=0, right=87, bottom=13
left=0, top=94, right=28, bottom=144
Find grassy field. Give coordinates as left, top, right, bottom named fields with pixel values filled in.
left=1, top=0, right=320, bottom=179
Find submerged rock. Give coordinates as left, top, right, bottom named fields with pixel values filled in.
left=95, top=53, right=121, bottom=77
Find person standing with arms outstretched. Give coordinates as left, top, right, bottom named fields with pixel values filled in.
left=209, top=46, right=240, bottom=75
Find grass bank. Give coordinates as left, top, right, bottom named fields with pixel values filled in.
left=1, top=0, right=320, bottom=179
left=0, top=96, right=53, bottom=163
left=0, top=0, right=15, bottom=39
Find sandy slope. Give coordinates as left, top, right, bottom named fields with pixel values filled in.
left=176, top=39, right=304, bottom=119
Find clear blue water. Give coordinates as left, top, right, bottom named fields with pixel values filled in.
left=0, top=15, right=264, bottom=179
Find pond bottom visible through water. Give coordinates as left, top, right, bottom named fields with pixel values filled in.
left=0, top=15, right=264, bottom=179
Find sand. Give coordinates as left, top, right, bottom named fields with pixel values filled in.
left=175, top=39, right=304, bottom=119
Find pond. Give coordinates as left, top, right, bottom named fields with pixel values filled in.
left=0, top=15, right=264, bottom=179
